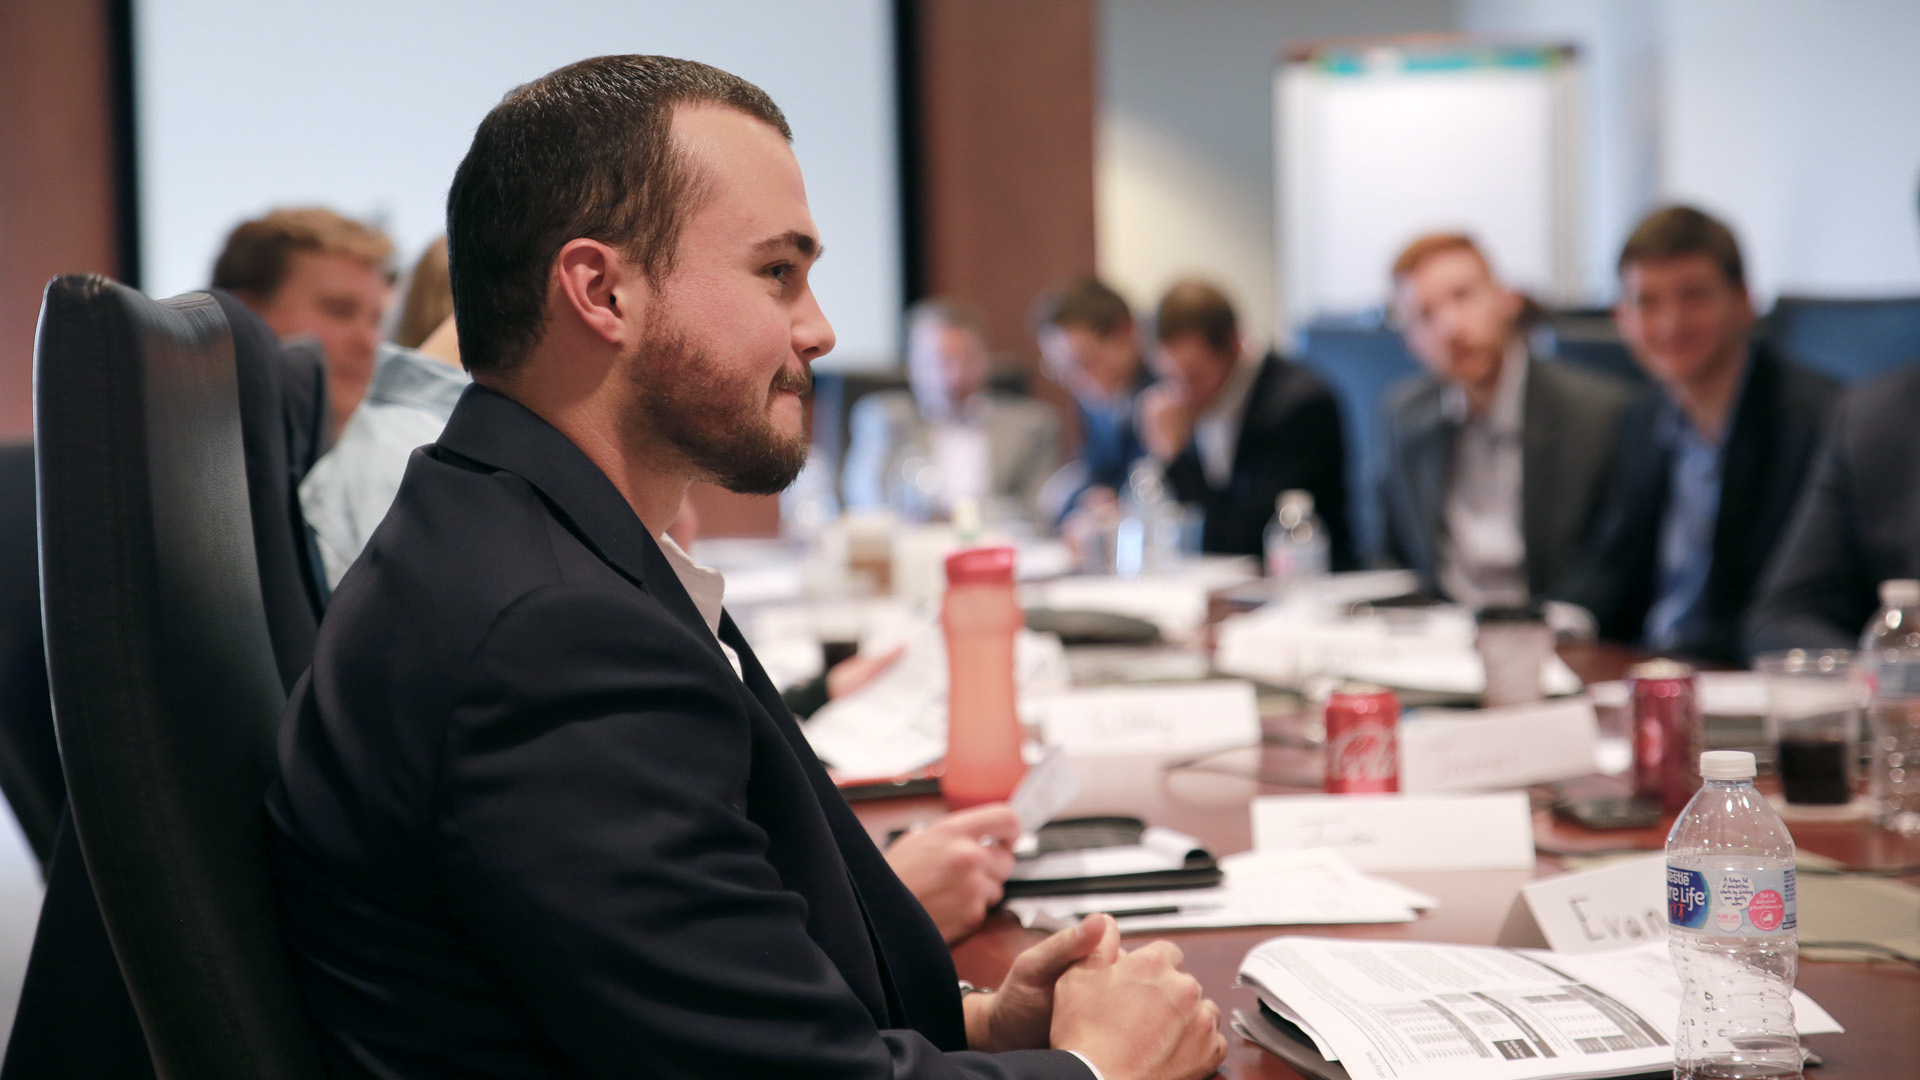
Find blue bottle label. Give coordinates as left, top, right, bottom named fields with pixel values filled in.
left=1667, top=865, right=1796, bottom=934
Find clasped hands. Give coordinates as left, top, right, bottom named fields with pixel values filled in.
left=964, top=912, right=1228, bottom=1080
left=884, top=806, right=1224, bottom=1077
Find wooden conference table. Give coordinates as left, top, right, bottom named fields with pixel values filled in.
left=850, top=641, right=1920, bottom=1079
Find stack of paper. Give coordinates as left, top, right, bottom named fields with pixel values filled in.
left=1214, top=597, right=1582, bottom=697
left=1018, top=557, right=1258, bottom=643
left=1234, top=938, right=1841, bottom=1080
left=1004, top=848, right=1436, bottom=934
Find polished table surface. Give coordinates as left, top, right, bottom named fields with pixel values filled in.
left=850, top=641, right=1920, bottom=1079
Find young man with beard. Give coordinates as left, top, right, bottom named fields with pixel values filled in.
left=1375, top=234, right=1634, bottom=606
left=266, top=55, right=1224, bottom=1080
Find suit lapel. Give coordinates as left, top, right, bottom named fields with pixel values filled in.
left=1519, top=358, right=1557, bottom=593
left=1708, top=347, right=1771, bottom=613
left=721, top=614, right=964, bottom=1049
left=1401, top=386, right=1454, bottom=582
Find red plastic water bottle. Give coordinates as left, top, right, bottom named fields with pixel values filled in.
left=941, top=546, right=1027, bottom=807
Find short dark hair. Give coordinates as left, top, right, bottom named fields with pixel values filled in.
left=446, top=55, right=791, bottom=376
left=1031, top=275, right=1133, bottom=337
left=1617, top=205, right=1745, bottom=289
left=210, top=207, right=393, bottom=299
left=1154, top=279, right=1238, bottom=354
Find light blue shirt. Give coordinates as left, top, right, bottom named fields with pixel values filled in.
left=1643, top=405, right=1724, bottom=649
left=299, top=343, right=470, bottom=589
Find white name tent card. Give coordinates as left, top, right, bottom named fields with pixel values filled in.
left=1398, top=698, right=1601, bottom=792
left=1251, top=792, right=1536, bottom=871
left=1034, top=680, right=1261, bottom=757
left=1009, top=745, right=1080, bottom=834
left=1496, top=853, right=1668, bottom=954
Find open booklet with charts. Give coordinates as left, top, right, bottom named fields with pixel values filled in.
left=1234, top=938, right=1840, bottom=1080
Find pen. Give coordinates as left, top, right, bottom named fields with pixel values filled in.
left=1100, top=903, right=1224, bottom=919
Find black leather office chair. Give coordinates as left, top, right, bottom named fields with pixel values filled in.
left=0, top=441, right=62, bottom=871
left=20, top=276, right=324, bottom=1080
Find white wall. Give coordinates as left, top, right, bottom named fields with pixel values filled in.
left=134, top=0, right=901, bottom=368
left=1459, top=0, right=1665, bottom=303
left=1661, top=0, right=1920, bottom=304
left=1097, top=0, right=1455, bottom=346
left=1102, top=0, right=1920, bottom=330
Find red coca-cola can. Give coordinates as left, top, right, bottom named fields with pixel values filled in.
left=1325, top=683, right=1400, bottom=793
left=1629, top=659, right=1702, bottom=813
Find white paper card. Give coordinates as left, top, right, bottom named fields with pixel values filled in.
left=1497, top=853, right=1669, bottom=954
left=1398, top=698, right=1601, bottom=792
left=1009, top=745, right=1079, bottom=834
left=1251, top=792, right=1536, bottom=871
left=1034, top=681, right=1261, bottom=757
left=1006, top=848, right=1435, bottom=934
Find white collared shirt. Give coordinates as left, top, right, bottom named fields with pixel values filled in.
left=1436, top=342, right=1530, bottom=608
left=1192, top=352, right=1262, bottom=488
left=655, top=531, right=744, bottom=681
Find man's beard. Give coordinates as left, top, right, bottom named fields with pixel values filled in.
left=627, top=307, right=812, bottom=496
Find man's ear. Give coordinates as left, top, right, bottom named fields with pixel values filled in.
left=551, top=238, right=648, bottom=347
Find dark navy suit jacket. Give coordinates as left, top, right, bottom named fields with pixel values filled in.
left=1559, top=343, right=1837, bottom=663
left=1747, top=358, right=1920, bottom=655
left=266, top=385, right=1087, bottom=1079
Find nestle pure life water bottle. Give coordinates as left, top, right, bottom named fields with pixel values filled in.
left=1666, top=750, right=1800, bottom=1079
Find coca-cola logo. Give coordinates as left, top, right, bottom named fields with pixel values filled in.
left=1328, top=722, right=1396, bottom=779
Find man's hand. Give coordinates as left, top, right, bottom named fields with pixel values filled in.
left=825, top=645, right=904, bottom=701
left=1051, top=921, right=1228, bottom=1080
left=884, top=804, right=1019, bottom=943
left=1138, top=382, right=1194, bottom=462
left=963, top=915, right=1111, bottom=1052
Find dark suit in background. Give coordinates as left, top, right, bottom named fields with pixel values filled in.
left=1161, top=351, right=1353, bottom=568
left=1747, top=360, right=1920, bottom=654
left=1561, top=344, right=1837, bottom=663
left=1374, top=356, right=1634, bottom=600
left=267, top=386, right=1088, bottom=1080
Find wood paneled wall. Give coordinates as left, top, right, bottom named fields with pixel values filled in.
left=0, top=0, right=122, bottom=439
left=914, top=0, right=1098, bottom=358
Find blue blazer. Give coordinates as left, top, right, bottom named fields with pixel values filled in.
left=267, top=385, right=1087, bottom=1079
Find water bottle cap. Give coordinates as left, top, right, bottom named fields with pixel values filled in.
left=944, top=545, right=1016, bottom=586
left=1881, top=579, right=1920, bottom=608
left=1700, top=750, right=1756, bottom=781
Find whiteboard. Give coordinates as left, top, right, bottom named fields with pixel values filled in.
left=1276, top=44, right=1581, bottom=332
left=134, top=0, right=900, bottom=369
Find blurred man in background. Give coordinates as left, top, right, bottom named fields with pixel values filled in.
left=296, top=238, right=469, bottom=589
left=1375, top=233, right=1632, bottom=607
left=212, top=207, right=395, bottom=438
left=1745, top=360, right=1920, bottom=653
left=842, top=298, right=1058, bottom=524
left=1032, top=275, right=1151, bottom=523
left=1561, top=207, right=1837, bottom=661
left=1141, top=279, right=1352, bottom=565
